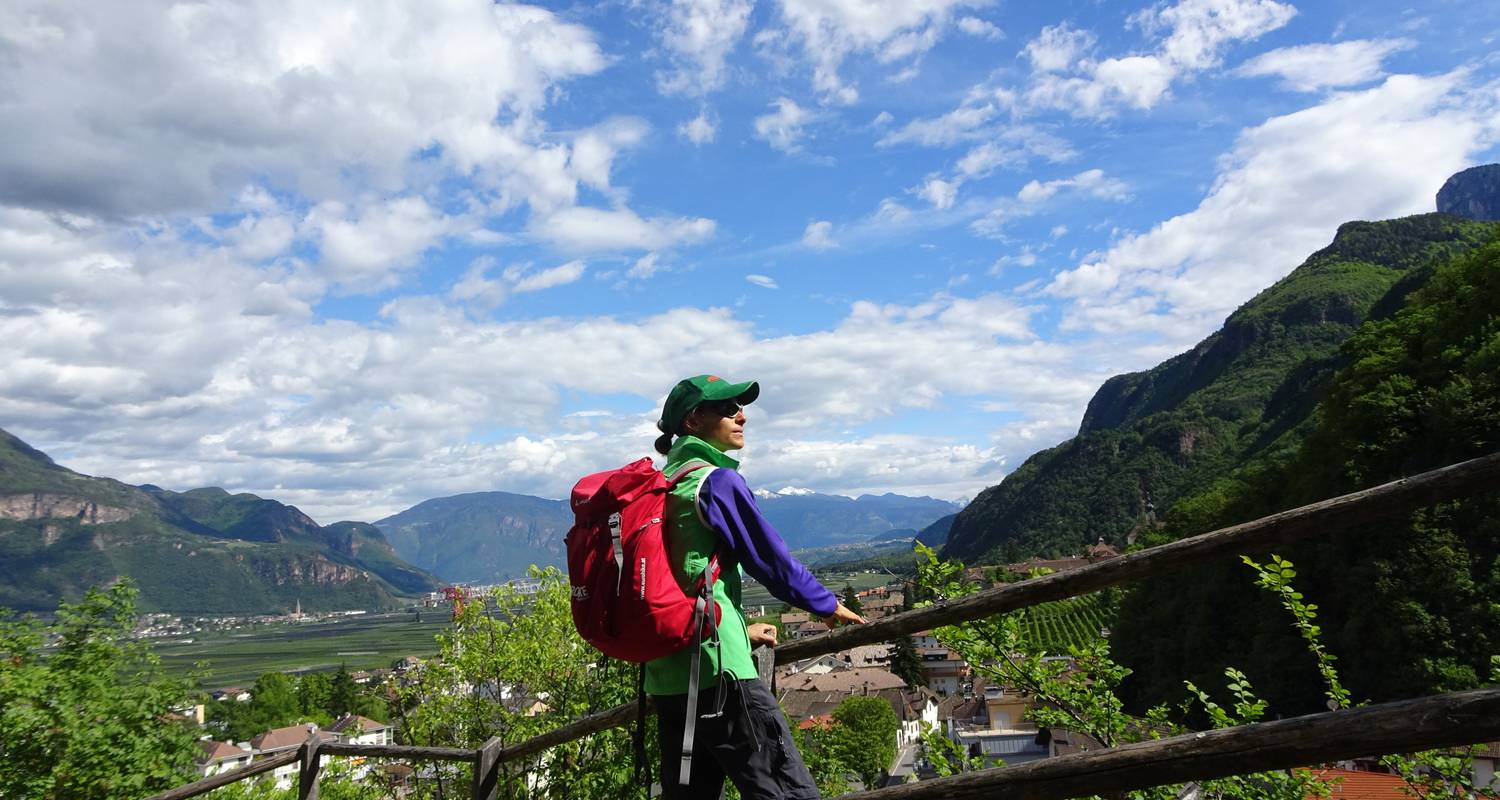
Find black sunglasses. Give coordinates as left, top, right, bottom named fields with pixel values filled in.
left=697, top=399, right=744, bottom=419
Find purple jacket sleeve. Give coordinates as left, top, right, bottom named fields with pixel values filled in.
left=698, top=469, right=838, bottom=617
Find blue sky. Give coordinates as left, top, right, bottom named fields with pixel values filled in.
left=1, top=0, right=1498, bottom=522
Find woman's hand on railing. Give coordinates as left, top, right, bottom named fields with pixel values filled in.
left=747, top=622, right=779, bottom=646
left=823, top=601, right=867, bottom=628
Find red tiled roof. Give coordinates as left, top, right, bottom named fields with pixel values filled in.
left=1308, top=768, right=1411, bottom=800
left=798, top=714, right=835, bottom=731
left=778, top=667, right=908, bottom=693
left=250, top=724, right=337, bottom=752
left=197, top=740, right=250, bottom=763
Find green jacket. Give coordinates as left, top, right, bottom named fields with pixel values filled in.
left=644, top=436, right=757, bottom=695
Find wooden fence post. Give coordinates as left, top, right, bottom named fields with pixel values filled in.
left=472, top=736, right=503, bottom=800
left=754, top=644, right=776, bottom=686
left=297, top=734, right=322, bottom=800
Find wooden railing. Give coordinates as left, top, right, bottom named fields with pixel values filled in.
left=145, top=452, right=1500, bottom=800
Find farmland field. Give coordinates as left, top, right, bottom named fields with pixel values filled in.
left=156, top=569, right=904, bottom=688
left=150, top=611, right=454, bottom=688
left=740, top=569, right=899, bottom=613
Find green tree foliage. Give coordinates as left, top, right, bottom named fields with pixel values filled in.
left=1115, top=237, right=1500, bottom=712
left=825, top=695, right=899, bottom=789
left=888, top=634, right=926, bottom=689
left=841, top=584, right=863, bottom=615
left=299, top=671, right=334, bottom=717
left=392, top=567, right=641, bottom=799
left=330, top=664, right=359, bottom=716
left=793, top=723, right=853, bottom=797
left=0, top=581, right=199, bottom=799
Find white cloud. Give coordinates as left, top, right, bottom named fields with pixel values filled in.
left=512, top=260, right=587, bottom=293
left=679, top=112, right=719, bottom=144
left=4, top=231, right=1105, bottom=514
left=1140, top=0, right=1299, bottom=71
left=957, top=16, right=1003, bottom=40
left=627, top=252, right=664, bottom=280
left=532, top=207, right=716, bottom=252
left=1017, top=169, right=1129, bottom=203
left=1023, top=23, right=1095, bottom=72
left=449, top=258, right=585, bottom=308
left=754, top=98, right=817, bottom=153
left=567, top=117, right=651, bottom=197
left=878, top=105, right=997, bottom=147
left=654, top=0, right=754, bottom=96
left=802, top=220, right=838, bottom=250
left=768, top=0, right=989, bottom=103
left=1236, top=39, right=1414, bottom=92
left=307, top=197, right=463, bottom=291
left=1019, top=0, right=1295, bottom=117
left=1047, top=73, right=1498, bottom=341
left=0, top=0, right=607, bottom=217
left=745, top=273, right=779, bottom=289
left=919, top=178, right=958, bottom=209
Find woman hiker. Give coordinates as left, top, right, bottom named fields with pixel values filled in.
left=649, top=374, right=866, bottom=800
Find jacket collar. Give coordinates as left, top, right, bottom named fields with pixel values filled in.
left=668, top=435, right=741, bottom=470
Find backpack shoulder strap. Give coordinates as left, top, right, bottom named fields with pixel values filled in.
left=665, top=459, right=712, bottom=485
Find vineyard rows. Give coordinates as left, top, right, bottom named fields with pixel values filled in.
left=1020, top=594, right=1116, bottom=654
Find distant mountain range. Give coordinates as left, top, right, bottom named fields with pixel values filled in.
left=0, top=429, right=441, bottom=614
left=374, top=485, right=961, bottom=583
left=0, top=427, right=962, bottom=607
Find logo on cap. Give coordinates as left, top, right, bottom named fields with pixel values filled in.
left=706, top=375, right=720, bottom=382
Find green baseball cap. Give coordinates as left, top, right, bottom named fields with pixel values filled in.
left=658, top=374, right=760, bottom=435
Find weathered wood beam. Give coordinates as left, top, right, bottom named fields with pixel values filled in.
left=835, top=687, right=1500, bottom=800
left=296, top=737, right=321, bottom=800
left=146, top=749, right=299, bottom=800
left=776, top=450, right=1500, bottom=662
left=317, top=742, right=477, bottom=761
left=496, top=699, right=649, bottom=763
left=472, top=736, right=503, bottom=800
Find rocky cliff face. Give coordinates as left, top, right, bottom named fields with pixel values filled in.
left=0, top=492, right=133, bottom=524
left=251, top=555, right=370, bottom=586
left=1437, top=164, right=1500, bottom=221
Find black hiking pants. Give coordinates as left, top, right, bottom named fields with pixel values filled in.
left=654, top=678, right=820, bottom=800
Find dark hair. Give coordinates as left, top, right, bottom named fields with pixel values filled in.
left=655, top=403, right=712, bottom=455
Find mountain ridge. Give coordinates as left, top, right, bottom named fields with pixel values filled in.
left=0, top=430, right=442, bottom=614
left=943, top=212, right=1500, bottom=565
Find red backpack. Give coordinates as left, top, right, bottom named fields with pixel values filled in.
left=565, top=457, right=722, bottom=662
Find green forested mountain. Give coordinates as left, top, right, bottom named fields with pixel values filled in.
left=0, top=430, right=441, bottom=613
left=1114, top=235, right=1500, bottom=713
left=375, top=491, right=574, bottom=584
left=943, top=213, right=1500, bottom=565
